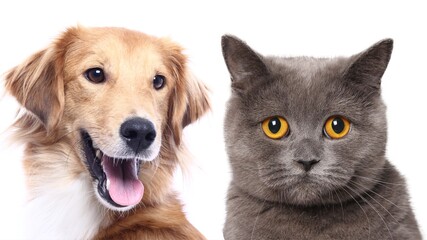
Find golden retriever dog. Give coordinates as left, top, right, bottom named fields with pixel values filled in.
left=5, top=26, right=209, bottom=239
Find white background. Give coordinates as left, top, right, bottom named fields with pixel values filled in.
left=0, top=1, right=426, bottom=239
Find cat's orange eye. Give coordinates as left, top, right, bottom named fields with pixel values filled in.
left=262, top=116, right=289, bottom=139
left=324, top=116, right=350, bottom=139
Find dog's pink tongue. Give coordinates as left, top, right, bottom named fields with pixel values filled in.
left=102, top=156, right=144, bottom=206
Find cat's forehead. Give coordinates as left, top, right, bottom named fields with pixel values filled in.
left=266, top=56, right=348, bottom=87
left=243, top=56, right=358, bottom=121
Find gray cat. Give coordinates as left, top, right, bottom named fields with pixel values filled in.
left=221, top=35, right=422, bottom=240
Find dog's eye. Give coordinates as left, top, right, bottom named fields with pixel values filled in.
left=153, top=75, right=166, bottom=90
left=84, top=68, right=105, bottom=83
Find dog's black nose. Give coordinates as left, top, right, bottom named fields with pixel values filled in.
left=120, top=117, right=156, bottom=153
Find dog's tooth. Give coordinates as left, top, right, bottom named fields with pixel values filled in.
left=96, top=150, right=102, bottom=159
left=106, top=179, right=110, bottom=191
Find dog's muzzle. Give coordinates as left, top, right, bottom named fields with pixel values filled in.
left=120, top=117, right=156, bottom=154
left=81, top=117, right=157, bottom=209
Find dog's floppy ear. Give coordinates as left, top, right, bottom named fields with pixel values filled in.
left=170, top=73, right=210, bottom=146
left=165, top=41, right=210, bottom=146
left=5, top=43, right=65, bottom=132
left=180, top=73, right=210, bottom=128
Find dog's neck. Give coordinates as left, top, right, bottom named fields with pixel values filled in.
left=25, top=174, right=110, bottom=239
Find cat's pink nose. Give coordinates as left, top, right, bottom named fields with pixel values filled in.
left=296, top=159, right=320, bottom=172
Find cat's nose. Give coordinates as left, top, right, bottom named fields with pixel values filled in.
left=296, top=159, right=320, bottom=172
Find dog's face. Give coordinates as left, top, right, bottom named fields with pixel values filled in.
left=5, top=27, right=209, bottom=211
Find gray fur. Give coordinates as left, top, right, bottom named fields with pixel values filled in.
left=222, top=35, right=422, bottom=240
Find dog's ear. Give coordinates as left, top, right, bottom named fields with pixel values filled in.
left=170, top=73, right=210, bottom=146
left=5, top=43, right=65, bottom=132
left=180, top=73, right=210, bottom=128
left=164, top=41, right=210, bottom=145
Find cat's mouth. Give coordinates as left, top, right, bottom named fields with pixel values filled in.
left=278, top=176, right=331, bottom=205
left=258, top=167, right=345, bottom=205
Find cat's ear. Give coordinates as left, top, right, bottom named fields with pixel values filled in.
left=221, top=35, right=269, bottom=92
left=344, top=39, right=393, bottom=91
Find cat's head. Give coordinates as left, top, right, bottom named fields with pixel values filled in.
left=222, top=36, right=393, bottom=206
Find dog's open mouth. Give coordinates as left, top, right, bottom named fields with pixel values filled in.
left=81, top=131, right=144, bottom=208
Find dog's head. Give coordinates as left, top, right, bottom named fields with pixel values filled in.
left=5, top=26, right=210, bottom=211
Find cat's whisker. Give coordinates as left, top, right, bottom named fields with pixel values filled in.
left=235, top=165, right=260, bottom=172
left=250, top=198, right=265, bottom=240
left=349, top=180, right=402, bottom=222
left=332, top=189, right=345, bottom=220
left=345, top=185, right=394, bottom=240
left=352, top=174, right=406, bottom=186
left=357, top=166, right=399, bottom=171
left=340, top=187, right=372, bottom=239
left=258, top=168, right=287, bottom=178
left=331, top=172, right=404, bottom=194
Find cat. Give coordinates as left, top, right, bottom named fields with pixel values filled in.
left=221, top=35, right=422, bottom=240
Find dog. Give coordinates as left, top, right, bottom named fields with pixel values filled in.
left=5, top=26, right=209, bottom=239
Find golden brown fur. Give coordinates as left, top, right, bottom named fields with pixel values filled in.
left=5, top=26, right=209, bottom=239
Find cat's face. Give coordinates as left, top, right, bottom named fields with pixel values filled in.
left=222, top=36, right=393, bottom=206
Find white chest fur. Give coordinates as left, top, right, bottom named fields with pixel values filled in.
left=25, top=176, right=107, bottom=240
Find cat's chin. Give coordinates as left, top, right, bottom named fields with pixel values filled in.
left=261, top=175, right=348, bottom=206
left=281, top=183, right=330, bottom=206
